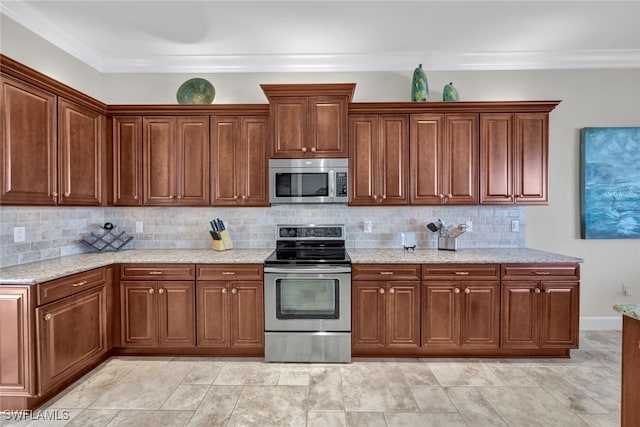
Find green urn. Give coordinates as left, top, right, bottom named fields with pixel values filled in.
left=411, top=64, right=428, bottom=102
left=443, top=82, right=459, bottom=102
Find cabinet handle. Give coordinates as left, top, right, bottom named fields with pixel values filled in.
left=149, top=288, right=155, bottom=294
left=533, top=271, right=551, bottom=275
left=134, top=195, right=139, bottom=200
left=310, top=147, right=317, bottom=153
left=222, top=272, right=236, bottom=275
left=379, top=288, right=385, bottom=294
left=381, top=195, right=386, bottom=200
left=63, top=192, right=70, bottom=197
left=158, top=288, right=165, bottom=294
left=464, top=288, right=471, bottom=294
left=71, top=280, right=88, bottom=287
left=454, top=288, right=460, bottom=294
left=534, top=288, right=541, bottom=294
left=233, top=195, right=238, bottom=200
left=301, top=147, right=308, bottom=153
left=177, top=195, right=183, bottom=199
left=380, top=271, right=394, bottom=275
left=231, top=288, right=237, bottom=294
left=44, top=313, right=52, bottom=321
left=148, top=271, right=163, bottom=275
left=51, top=192, right=59, bottom=197
left=222, top=288, right=227, bottom=294
left=389, top=288, right=395, bottom=294
left=454, top=271, right=469, bottom=276
left=241, top=195, right=247, bottom=200
left=439, top=194, right=444, bottom=198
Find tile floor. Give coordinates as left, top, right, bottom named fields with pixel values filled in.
left=3, top=331, right=622, bottom=427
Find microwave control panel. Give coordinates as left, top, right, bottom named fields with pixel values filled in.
left=336, top=172, right=348, bottom=197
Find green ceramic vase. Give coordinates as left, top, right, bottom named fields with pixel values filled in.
left=411, top=64, right=428, bottom=102
left=443, top=82, right=459, bottom=102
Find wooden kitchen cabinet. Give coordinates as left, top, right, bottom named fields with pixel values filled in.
left=480, top=113, right=548, bottom=204
left=211, top=115, right=269, bottom=206
left=261, top=83, right=354, bottom=158
left=196, top=264, right=264, bottom=351
left=501, top=263, right=580, bottom=349
left=143, top=116, right=209, bottom=206
left=112, top=116, right=143, bottom=205
left=120, top=264, right=196, bottom=348
left=349, top=114, right=409, bottom=205
left=0, top=286, right=33, bottom=398
left=36, top=283, right=108, bottom=395
left=422, top=264, right=500, bottom=349
left=352, top=265, right=420, bottom=352
left=410, top=113, right=478, bottom=205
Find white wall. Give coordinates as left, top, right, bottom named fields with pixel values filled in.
left=1, top=15, right=639, bottom=318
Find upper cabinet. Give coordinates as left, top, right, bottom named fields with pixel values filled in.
left=0, top=72, right=106, bottom=206
left=410, top=113, right=478, bottom=205
left=112, top=116, right=143, bottom=206
left=480, top=112, right=548, bottom=205
left=143, top=116, right=210, bottom=206
left=211, top=115, right=269, bottom=206
left=261, top=84, right=355, bottom=158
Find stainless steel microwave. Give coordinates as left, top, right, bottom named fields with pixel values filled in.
left=269, top=158, right=348, bottom=204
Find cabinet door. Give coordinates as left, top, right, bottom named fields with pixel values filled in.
left=196, top=282, right=230, bottom=347
left=386, top=282, right=420, bottom=348
left=0, top=75, right=57, bottom=205
left=444, top=114, right=478, bottom=204
left=58, top=98, right=104, bottom=206
left=422, top=282, right=460, bottom=348
left=176, top=116, right=209, bottom=206
left=143, top=117, right=176, bottom=205
left=230, top=281, right=264, bottom=348
left=410, top=113, right=444, bottom=204
left=349, top=115, right=378, bottom=205
left=121, top=281, right=157, bottom=347
left=157, top=281, right=195, bottom=347
left=352, top=281, right=386, bottom=348
left=480, top=113, right=513, bottom=204
left=240, top=116, right=269, bottom=206
left=514, top=113, right=548, bottom=204
left=112, top=116, right=143, bottom=205
left=460, top=282, right=499, bottom=348
left=211, top=117, right=240, bottom=205
left=270, top=97, right=307, bottom=157
left=541, top=282, right=579, bottom=348
left=378, top=115, right=409, bottom=205
left=37, top=285, right=107, bottom=394
left=0, top=287, right=32, bottom=396
left=501, top=282, right=540, bottom=348
left=309, top=96, right=348, bottom=157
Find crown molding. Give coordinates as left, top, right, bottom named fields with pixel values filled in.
left=3, top=3, right=639, bottom=73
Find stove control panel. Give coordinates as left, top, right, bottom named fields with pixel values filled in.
left=277, top=225, right=345, bottom=240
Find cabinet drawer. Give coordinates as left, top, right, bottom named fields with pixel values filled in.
left=121, top=264, right=195, bottom=280
left=38, top=267, right=108, bottom=306
left=502, top=263, right=580, bottom=281
left=422, top=264, right=500, bottom=281
left=352, top=264, right=421, bottom=281
left=196, top=264, right=263, bottom=281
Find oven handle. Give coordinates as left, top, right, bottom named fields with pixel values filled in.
left=264, top=267, right=352, bottom=274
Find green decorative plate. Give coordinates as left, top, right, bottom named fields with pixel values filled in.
left=176, top=78, right=215, bottom=104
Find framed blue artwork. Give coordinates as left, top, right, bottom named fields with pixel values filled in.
left=580, top=127, right=640, bottom=239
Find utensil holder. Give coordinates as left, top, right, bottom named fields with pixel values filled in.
left=438, top=236, right=458, bottom=251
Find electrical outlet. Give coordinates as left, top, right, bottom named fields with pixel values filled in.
left=363, top=221, right=372, bottom=233
left=511, top=220, right=519, bottom=232
left=13, top=226, right=26, bottom=242
left=623, top=284, right=632, bottom=296
left=135, top=221, right=144, bottom=233
left=465, top=220, right=473, bottom=232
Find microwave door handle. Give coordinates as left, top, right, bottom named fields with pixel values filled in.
left=329, top=170, right=335, bottom=198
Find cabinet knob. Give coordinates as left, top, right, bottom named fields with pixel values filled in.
left=310, top=147, right=317, bottom=153
left=222, top=288, right=227, bottom=294
left=372, top=195, right=378, bottom=201
left=447, top=193, right=453, bottom=198
left=534, top=288, right=541, bottom=294
left=158, top=288, right=164, bottom=294
left=454, top=288, right=460, bottom=294
left=439, top=194, right=444, bottom=198
left=44, top=313, right=53, bottom=321
left=149, top=288, right=155, bottom=294
left=301, top=147, right=308, bottom=153
left=169, top=195, right=174, bottom=199
left=63, top=192, right=70, bottom=197
left=379, top=288, right=385, bottom=294
left=231, top=288, right=237, bottom=294
left=134, top=195, right=139, bottom=200
left=177, top=195, right=183, bottom=199
left=545, top=289, right=552, bottom=294
left=233, top=195, right=238, bottom=200
left=464, top=288, right=471, bottom=294
left=389, top=288, right=395, bottom=294
left=51, top=192, right=59, bottom=197
left=242, top=195, right=247, bottom=200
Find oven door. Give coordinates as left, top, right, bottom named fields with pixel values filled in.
left=264, top=267, right=351, bottom=332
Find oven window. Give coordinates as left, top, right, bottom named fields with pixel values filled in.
left=275, top=173, right=329, bottom=197
left=276, top=278, right=339, bottom=319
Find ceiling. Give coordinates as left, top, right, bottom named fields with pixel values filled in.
left=2, top=0, right=640, bottom=73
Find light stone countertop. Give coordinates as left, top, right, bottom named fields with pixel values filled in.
left=613, top=304, right=640, bottom=321
left=0, top=247, right=583, bottom=285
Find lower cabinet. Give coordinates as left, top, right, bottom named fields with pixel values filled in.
left=196, top=264, right=264, bottom=351
left=120, top=281, right=195, bottom=348
left=352, top=265, right=421, bottom=352
left=36, top=284, right=108, bottom=394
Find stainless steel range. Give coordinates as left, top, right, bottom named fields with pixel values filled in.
left=264, top=224, right=351, bottom=363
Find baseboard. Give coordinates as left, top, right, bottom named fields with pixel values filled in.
left=580, top=316, right=622, bottom=331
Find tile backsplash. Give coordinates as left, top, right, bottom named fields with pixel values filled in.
left=0, top=205, right=525, bottom=267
